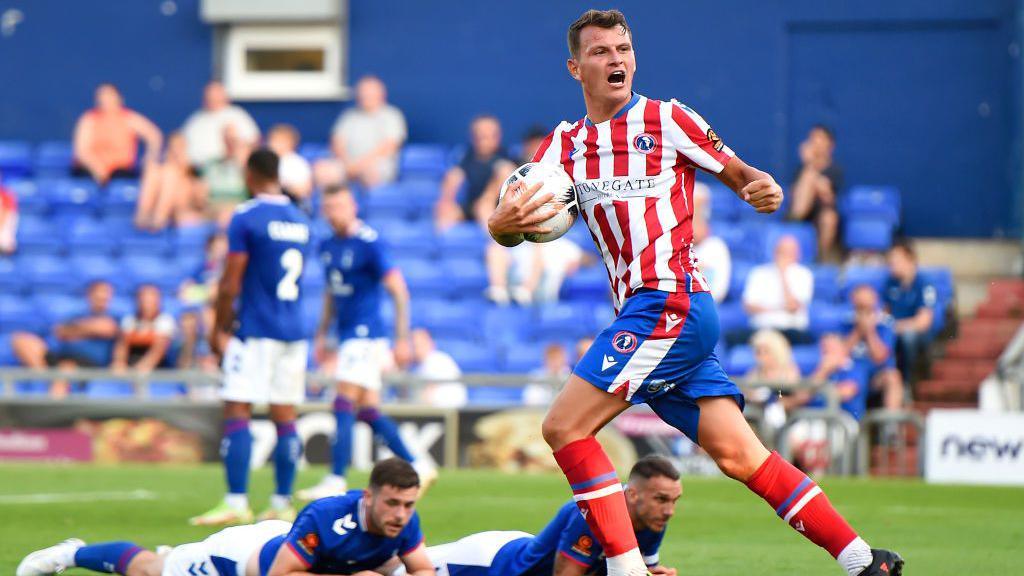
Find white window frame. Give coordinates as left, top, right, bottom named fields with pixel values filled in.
left=224, top=24, right=348, bottom=101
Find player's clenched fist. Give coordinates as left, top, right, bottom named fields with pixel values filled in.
left=741, top=178, right=784, bottom=213
left=486, top=181, right=561, bottom=246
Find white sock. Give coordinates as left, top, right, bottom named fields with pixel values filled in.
left=606, top=547, right=646, bottom=576
left=270, top=494, right=292, bottom=510
left=837, top=537, right=873, bottom=576
left=325, top=474, right=345, bottom=483
left=224, top=493, right=248, bottom=510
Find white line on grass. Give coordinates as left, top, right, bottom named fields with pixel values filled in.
left=0, top=489, right=157, bottom=505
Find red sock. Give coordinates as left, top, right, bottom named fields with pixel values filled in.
left=746, top=451, right=858, bottom=558
left=553, top=437, right=638, bottom=557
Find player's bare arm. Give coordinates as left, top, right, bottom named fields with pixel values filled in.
left=383, top=269, right=412, bottom=367
left=399, top=544, right=435, bottom=576
left=266, top=545, right=319, bottom=576
left=210, top=252, right=248, bottom=357
left=715, top=156, right=784, bottom=214
left=486, top=181, right=559, bottom=247
left=314, top=290, right=335, bottom=364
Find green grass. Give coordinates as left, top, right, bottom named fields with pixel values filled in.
left=2, top=464, right=1023, bottom=574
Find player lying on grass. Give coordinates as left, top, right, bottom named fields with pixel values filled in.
left=17, top=458, right=434, bottom=576
left=410, top=456, right=680, bottom=576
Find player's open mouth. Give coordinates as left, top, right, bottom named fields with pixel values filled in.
left=607, top=70, right=626, bottom=87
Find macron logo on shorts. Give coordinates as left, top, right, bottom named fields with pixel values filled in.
left=665, top=313, right=682, bottom=333
left=602, top=355, right=618, bottom=371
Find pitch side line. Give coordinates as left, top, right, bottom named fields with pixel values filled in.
left=0, top=489, right=157, bottom=505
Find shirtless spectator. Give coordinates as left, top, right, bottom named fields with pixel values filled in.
left=790, top=125, right=842, bottom=260
left=72, top=84, right=162, bottom=184
left=135, top=132, right=206, bottom=230
left=0, top=172, right=17, bottom=254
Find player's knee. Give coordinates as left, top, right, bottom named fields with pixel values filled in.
left=540, top=411, right=583, bottom=450
left=707, top=442, right=763, bottom=481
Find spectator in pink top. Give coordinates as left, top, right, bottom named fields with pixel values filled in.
left=0, top=171, right=17, bottom=254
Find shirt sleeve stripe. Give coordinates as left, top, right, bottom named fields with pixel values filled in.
left=285, top=542, right=313, bottom=568
left=558, top=550, right=592, bottom=568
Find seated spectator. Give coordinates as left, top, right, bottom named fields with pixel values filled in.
left=884, top=239, right=937, bottom=386
left=177, top=233, right=228, bottom=370
left=784, top=333, right=869, bottom=475
left=135, top=132, right=207, bottom=230
left=316, top=75, right=406, bottom=189
left=789, top=125, right=842, bottom=260
left=72, top=83, right=163, bottom=184
left=267, top=123, right=313, bottom=201
left=573, top=336, right=594, bottom=366
left=692, top=183, right=731, bottom=302
left=10, top=281, right=119, bottom=397
left=845, top=285, right=904, bottom=411
left=518, top=125, right=549, bottom=164
left=412, top=328, right=465, bottom=408
left=524, top=343, right=571, bottom=406
left=0, top=171, right=17, bottom=254
left=745, top=328, right=801, bottom=434
left=436, top=115, right=515, bottom=231
left=486, top=237, right=587, bottom=305
left=182, top=81, right=260, bottom=167
left=203, top=124, right=251, bottom=227
left=740, top=235, right=814, bottom=344
left=111, top=284, right=176, bottom=373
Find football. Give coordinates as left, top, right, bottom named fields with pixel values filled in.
left=497, top=162, right=578, bottom=243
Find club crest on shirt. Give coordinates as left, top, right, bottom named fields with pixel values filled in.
left=633, top=132, right=658, bottom=154
left=571, top=535, right=594, bottom=557
left=299, top=533, right=320, bottom=554
left=706, top=128, right=724, bottom=152
left=612, top=331, right=638, bottom=354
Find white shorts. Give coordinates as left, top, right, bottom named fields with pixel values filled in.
left=334, top=338, right=391, bottom=391
left=222, top=337, right=308, bottom=405
left=162, top=520, right=291, bottom=576
left=426, top=531, right=533, bottom=576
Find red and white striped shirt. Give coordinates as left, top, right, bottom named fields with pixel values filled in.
left=532, top=93, right=735, bottom=311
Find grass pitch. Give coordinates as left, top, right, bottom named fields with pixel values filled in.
left=1, top=464, right=1022, bottom=574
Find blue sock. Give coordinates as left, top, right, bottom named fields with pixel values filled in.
left=74, top=542, right=144, bottom=574
left=222, top=418, right=252, bottom=496
left=332, top=397, right=355, bottom=476
left=358, top=407, right=415, bottom=462
left=273, top=421, right=302, bottom=497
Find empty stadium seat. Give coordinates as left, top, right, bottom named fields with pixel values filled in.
left=706, top=183, right=742, bottom=221
left=808, top=302, right=852, bottom=337
left=67, top=217, right=121, bottom=256
left=436, top=339, right=497, bottom=373
left=501, top=342, right=547, bottom=373
left=918, top=266, right=955, bottom=304
left=533, top=302, right=597, bottom=339
left=844, top=217, right=894, bottom=252
left=841, top=265, right=888, bottom=298
left=0, top=257, right=24, bottom=293
left=0, top=334, right=17, bottom=365
left=15, top=214, right=66, bottom=256
left=0, top=140, right=33, bottom=177
left=122, top=230, right=174, bottom=257
left=149, top=381, right=187, bottom=398
left=761, top=222, right=817, bottom=263
left=72, top=254, right=125, bottom=289
left=397, top=259, right=450, bottom=298
left=729, top=259, right=754, bottom=301
left=8, top=179, right=48, bottom=216
left=841, top=185, right=901, bottom=224
left=442, top=257, right=488, bottom=294
left=33, top=294, right=87, bottom=324
left=363, top=184, right=418, bottom=220
left=811, top=264, right=841, bottom=303
left=34, top=141, right=73, bottom=175
left=85, top=380, right=135, bottom=398
left=726, top=345, right=755, bottom=376
left=436, top=223, right=487, bottom=259
left=121, top=254, right=182, bottom=291
left=792, top=345, right=820, bottom=375
left=561, top=265, right=608, bottom=301
left=26, top=255, right=81, bottom=295
left=481, top=306, right=531, bottom=346
left=101, top=180, right=141, bottom=218
left=0, top=294, right=46, bottom=334
left=467, top=385, right=525, bottom=406
left=400, top=144, right=450, bottom=179
left=716, top=301, right=749, bottom=334
left=44, top=178, right=100, bottom=217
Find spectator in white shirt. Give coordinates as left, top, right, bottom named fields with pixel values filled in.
left=740, top=235, right=814, bottom=344
left=523, top=343, right=571, bottom=406
left=182, top=82, right=260, bottom=167
left=412, top=328, right=465, bottom=408
left=486, top=237, right=587, bottom=306
left=267, top=124, right=313, bottom=200
left=690, top=182, right=731, bottom=302
left=316, top=75, right=407, bottom=189
left=111, top=284, right=176, bottom=373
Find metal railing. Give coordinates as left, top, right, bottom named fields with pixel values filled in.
left=994, top=322, right=1024, bottom=411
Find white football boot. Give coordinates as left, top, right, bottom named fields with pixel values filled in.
left=412, top=460, right=439, bottom=495
left=16, top=538, right=85, bottom=576
left=296, top=474, right=348, bottom=501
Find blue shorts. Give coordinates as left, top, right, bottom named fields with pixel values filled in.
left=573, top=290, right=743, bottom=444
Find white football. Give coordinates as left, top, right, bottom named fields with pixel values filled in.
left=497, top=162, right=578, bottom=243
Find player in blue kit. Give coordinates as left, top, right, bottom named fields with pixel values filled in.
left=192, top=149, right=314, bottom=526
left=299, top=185, right=436, bottom=501
left=416, top=456, right=680, bottom=576
left=17, top=459, right=434, bottom=576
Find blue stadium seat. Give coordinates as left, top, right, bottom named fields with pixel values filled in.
left=298, top=143, right=331, bottom=163
left=363, top=184, right=417, bottom=220
left=840, top=185, right=901, bottom=225
left=72, top=254, right=124, bottom=288
left=436, top=339, right=497, bottom=373
left=761, top=222, right=817, bottom=263
left=33, top=294, right=87, bottom=325
left=919, top=266, right=954, bottom=304
left=85, top=380, right=135, bottom=398
left=437, top=223, right=487, bottom=259
left=706, top=184, right=742, bottom=221
left=0, top=294, right=46, bottom=334
left=399, top=178, right=443, bottom=211
left=0, top=141, right=33, bottom=178
left=122, top=254, right=181, bottom=291
left=792, top=345, right=820, bottom=375
left=481, top=306, right=531, bottom=346
left=34, top=141, right=73, bottom=176
left=400, top=144, right=450, bottom=179
left=15, top=381, right=52, bottom=396
left=149, top=381, right=187, bottom=398
left=122, top=230, right=174, bottom=257
left=377, top=221, right=437, bottom=259
left=561, top=265, right=609, bottom=301
left=101, top=180, right=141, bottom=218
left=15, top=214, right=66, bottom=256
left=43, top=178, right=100, bottom=218
left=442, top=257, right=488, bottom=294
left=397, top=259, right=450, bottom=298
left=713, top=221, right=756, bottom=263
left=418, top=299, right=485, bottom=340
left=502, top=342, right=547, bottom=373
left=726, top=345, right=755, bottom=376
left=841, top=266, right=888, bottom=298
left=534, top=302, right=597, bottom=339
left=844, top=217, right=894, bottom=252
left=0, top=257, right=25, bottom=294
left=8, top=179, right=48, bottom=217
left=67, top=217, right=121, bottom=257
left=716, top=301, right=749, bottom=334
left=729, top=259, right=755, bottom=302
left=467, top=385, right=525, bottom=406
left=176, top=222, right=215, bottom=253
left=26, top=255, right=81, bottom=295
left=811, top=264, right=841, bottom=303
left=809, top=302, right=852, bottom=337
left=0, top=334, right=17, bottom=365
left=108, top=295, right=134, bottom=319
